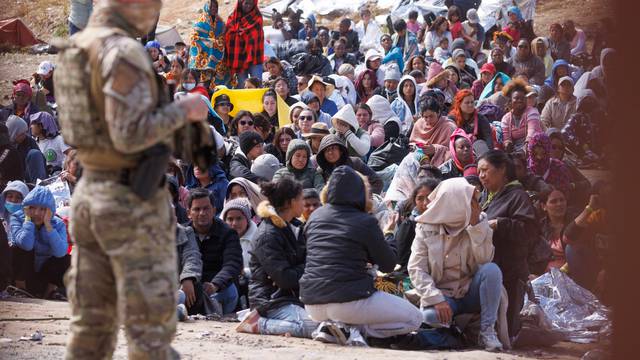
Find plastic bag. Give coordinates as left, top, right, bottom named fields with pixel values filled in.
left=523, top=268, right=610, bottom=343
left=36, top=175, right=71, bottom=211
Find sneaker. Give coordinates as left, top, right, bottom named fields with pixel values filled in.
left=324, top=323, right=349, bottom=346
left=478, top=327, right=503, bottom=352
left=177, top=304, right=188, bottom=322
left=312, top=324, right=337, bottom=344
left=235, top=309, right=260, bottom=334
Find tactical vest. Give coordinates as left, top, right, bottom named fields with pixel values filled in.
left=53, top=27, right=158, bottom=170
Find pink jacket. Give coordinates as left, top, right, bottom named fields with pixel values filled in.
left=500, top=106, right=542, bottom=143
left=367, top=121, right=386, bottom=149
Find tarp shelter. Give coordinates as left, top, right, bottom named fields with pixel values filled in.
left=0, top=18, right=40, bottom=47
left=155, top=24, right=183, bottom=51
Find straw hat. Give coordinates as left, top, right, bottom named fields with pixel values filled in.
left=307, top=75, right=335, bottom=95
left=302, top=122, right=330, bottom=139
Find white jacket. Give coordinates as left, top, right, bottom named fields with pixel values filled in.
left=355, top=20, right=383, bottom=54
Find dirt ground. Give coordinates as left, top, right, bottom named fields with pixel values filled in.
left=0, top=297, right=598, bottom=359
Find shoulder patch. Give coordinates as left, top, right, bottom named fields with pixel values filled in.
left=102, top=35, right=154, bottom=78
left=108, top=60, right=142, bottom=97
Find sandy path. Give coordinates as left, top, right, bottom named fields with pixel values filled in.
left=0, top=298, right=594, bottom=360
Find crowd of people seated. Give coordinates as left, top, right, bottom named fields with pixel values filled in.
left=0, top=0, right=614, bottom=352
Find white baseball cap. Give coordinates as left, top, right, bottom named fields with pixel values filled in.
left=558, top=76, right=574, bottom=86
left=36, top=61, right=55, bottom=75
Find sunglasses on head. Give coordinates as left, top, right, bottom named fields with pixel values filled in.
left=239, top=120, right=254, bottom=126
left=298, top=116, right=313, bottom=121
left=518, top=44, right=529, bottom=48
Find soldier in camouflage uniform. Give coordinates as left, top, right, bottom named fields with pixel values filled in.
left=54, top=1, right=210, bottom=359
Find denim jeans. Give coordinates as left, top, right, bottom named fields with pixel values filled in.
left=25, top=149, right=46, bottom=183
left=258, top=304, right=318, bottom=338
left=68, top=20, right=81, bottom=35
left=422, top=263, right=502, bottom=331
left=236, top=64, right=263, bottom=88
left=211, top=283, right=239, bottom=314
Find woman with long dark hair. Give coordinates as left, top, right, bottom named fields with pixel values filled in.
left=448, top=89, right=494, bottom=153
left=237, top=177, right=318, bottom=338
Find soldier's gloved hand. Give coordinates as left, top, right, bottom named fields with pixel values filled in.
left=177, top=94, right=210, bottom=122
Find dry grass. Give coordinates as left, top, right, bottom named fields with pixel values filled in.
left=1, top=0, right=68, bottom=43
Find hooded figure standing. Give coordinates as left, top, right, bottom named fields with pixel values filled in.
left=55, top=0, right=211, bottom=358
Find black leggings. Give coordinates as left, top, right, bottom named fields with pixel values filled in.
left=11, top=247, right=70, bottom=297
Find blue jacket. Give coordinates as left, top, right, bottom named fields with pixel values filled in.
left=382, top=46, right=405, bottom=73
left=544, top=59, right=570, bottom=88
left=10, top=186, right=67, bottom=271
left=185, top=162, right=229, bottom=214
left=320, top=98, right=338, bottom=117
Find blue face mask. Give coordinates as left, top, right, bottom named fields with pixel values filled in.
left=4, top=201, right=22, bottom=214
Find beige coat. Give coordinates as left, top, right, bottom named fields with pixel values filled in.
left=408, top=213, right=495, bottom=308
left=408, top=213, right=511, bottom=349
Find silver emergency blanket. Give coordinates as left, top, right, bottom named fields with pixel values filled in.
left=524, top=268, right=610, bottom=343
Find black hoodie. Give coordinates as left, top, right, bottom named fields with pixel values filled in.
left=300, top=166, right=396, bottom=305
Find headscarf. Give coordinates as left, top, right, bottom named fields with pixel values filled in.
left=410, top=115, right=454, bottom=146
left=354, top=69, right=377, bottom=102
left=527, top=132, right=571, bottom=193
left=12, top=79, right=32, bottom=99
left=415, top=177, right=476, bottom=237
left=225, top=0, right=264, bottom=74
left=30, top=111, right=59, bottom=138
left=449, top=128, right=474, bottom=172
left=507, top=6, right=524, bottom=21
left=224, top=177, right=266, bottom=214
left=479, top=72, right=511, bottom=100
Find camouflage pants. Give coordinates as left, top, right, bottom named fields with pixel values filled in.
left=65, top=171, right=178, bottom=359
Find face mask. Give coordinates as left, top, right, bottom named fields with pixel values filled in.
left=4, top=201, right=22, bottom=214
left=183, top=83, right=196, bottom=91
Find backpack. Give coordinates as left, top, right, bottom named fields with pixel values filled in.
left=52, top=29, right=123, bottom=148
left=367, top=135, right=411, bottom=171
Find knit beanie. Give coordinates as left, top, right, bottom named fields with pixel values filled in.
left=384, top=65, right=402, bottom=82
left=452, top=48, right=466, bottom=60
left=451, top=38, right=466, bottom=52
left=221, top=197, right=252, bottom=223
left=239, top=131, right=264, bottom=155
left=251, top=154, right=282, bottom=181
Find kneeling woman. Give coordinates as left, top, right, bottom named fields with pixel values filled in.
left=301, top=166, right=423, bottom=340
left=236, top=178, right=318, bottom=338
left=408, top=178, right=504, bottom=351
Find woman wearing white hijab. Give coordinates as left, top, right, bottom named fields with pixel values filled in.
left=408, top=178, right=505, bottom=352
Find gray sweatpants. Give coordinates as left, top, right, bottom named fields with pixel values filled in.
left=305, top=291, right=423, bottom=338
